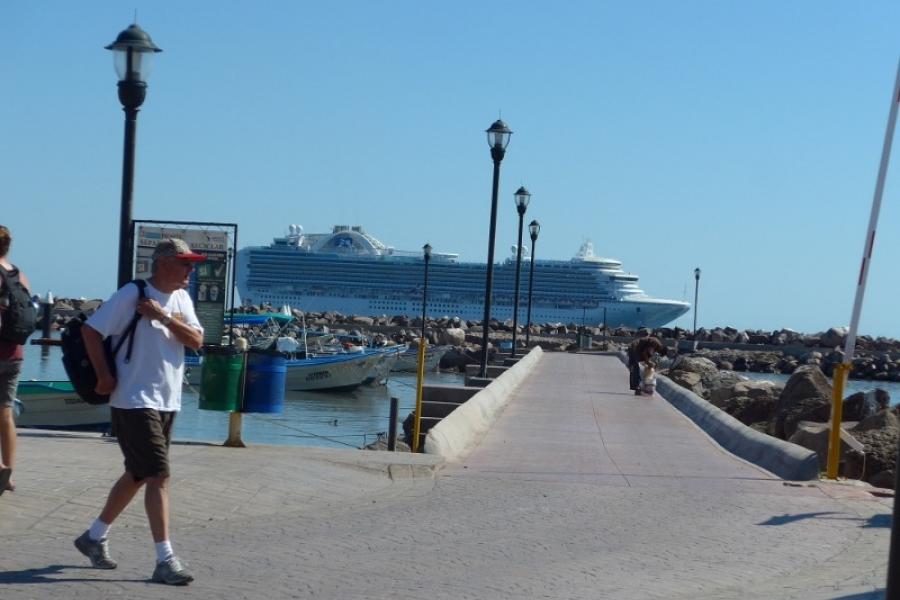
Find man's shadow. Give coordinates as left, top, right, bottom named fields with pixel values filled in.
left=0, top=564, right=145, bottom=584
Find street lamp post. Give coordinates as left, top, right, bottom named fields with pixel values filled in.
left=106, top=24, right=162, bottom=288
left=480, top=119, right=512, bottom=377
left=525, top=220, right=540, bottom=348
left=693, top=267, right=701, bottom=337
left=412, top=243, right=432, bottom=453
left=510, top=187, right=530, bottom=358
left=421, top=243, right=432, bottom=340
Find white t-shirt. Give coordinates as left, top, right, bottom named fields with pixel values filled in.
left=86, top=281, right=203, bottom=411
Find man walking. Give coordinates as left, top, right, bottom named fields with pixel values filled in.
left=0, top=225, right=33, bottom=496
left=75, top=239, right=204, bottom=585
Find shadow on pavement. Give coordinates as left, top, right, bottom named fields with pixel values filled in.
left=0, top=564, right=145, bottom=584
left=829, top=591, right=885, bottom=600
left=758, top=511, right=891, bottom=528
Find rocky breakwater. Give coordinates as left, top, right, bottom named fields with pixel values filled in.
left=228, top=305, right=582, bottom=371
left=610, top=325, right=900, bottom=383
left=666, top=356, right=898, bottom=488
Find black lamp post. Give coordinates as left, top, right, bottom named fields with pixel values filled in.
left=106, top=24, right=162, bottom=288
left=422, top=243, right=432, bottom=341
left=510, top=186, right=530, bottom=358
left=480, top=119, right=512, bottom=377
left=693, top=267, right=701, bottom=337
left=525, top=219, right=540, bottom=348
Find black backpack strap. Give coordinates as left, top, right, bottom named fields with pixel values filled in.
left=111, top=280, right=148, bottom=364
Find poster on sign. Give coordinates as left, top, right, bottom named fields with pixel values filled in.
left=135, top=225, right=229, bottom=344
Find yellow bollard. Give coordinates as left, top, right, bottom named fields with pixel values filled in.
left=412, top=340, right=427, bottom=453
left=224, top=412, right=247, bottom=448
left=826, top=362, right=851, bottom=479
left=223, top=338, right=249, bottom=448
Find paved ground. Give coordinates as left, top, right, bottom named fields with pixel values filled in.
left=0, top=353, right=892, bottom=599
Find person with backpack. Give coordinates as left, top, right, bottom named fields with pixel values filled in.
left=0, top=225, right=36, bottom=496
left=73, top=238, right=204, bottom=585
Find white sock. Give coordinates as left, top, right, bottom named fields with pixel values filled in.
left=155, top=540, right=174, bottom=563
left=88, top=519, right=110, bottom=541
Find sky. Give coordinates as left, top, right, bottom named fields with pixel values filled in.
left=2, top=2, right=900, bottom=337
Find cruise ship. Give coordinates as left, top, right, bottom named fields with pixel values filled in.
left=236, top=225, right=690, bottom=328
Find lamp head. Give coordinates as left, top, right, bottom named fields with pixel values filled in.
left=694, top=267, right=701, bottom=280
left=106, top=24, right=162, bottom=83
left=486, top=119, right=512, bottom=152
left=514, top=186, right=531, bottom=214
left=528, top=219, right=541, bottom=241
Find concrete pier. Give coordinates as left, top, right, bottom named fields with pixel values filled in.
left=0, top=352, right=891, bottom=599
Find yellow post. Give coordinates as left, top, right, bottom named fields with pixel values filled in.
left=826, top=362, right=851, bottom=479
left=224, top=346, right=248, bottom=448
left=224, top=412, right=247, bottom=448
left=412, top=340, right=427, bottom=452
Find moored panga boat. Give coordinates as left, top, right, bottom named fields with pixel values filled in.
left=14, top=381, right=110, bottom=430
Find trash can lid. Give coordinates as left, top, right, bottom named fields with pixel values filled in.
left=202, top=344, right=242, bottom=356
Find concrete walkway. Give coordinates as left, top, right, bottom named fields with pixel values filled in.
left=0, top=353, right=892, bottom=599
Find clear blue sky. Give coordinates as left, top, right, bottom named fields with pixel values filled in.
left=2, top=2, right=899, bottom=337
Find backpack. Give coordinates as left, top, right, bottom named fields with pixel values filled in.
left=0, top=265, right=38, bottom=345
left=61, top=280, right=147, bottom=405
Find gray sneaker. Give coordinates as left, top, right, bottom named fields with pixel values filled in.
left=74, top=530, right=117, bottom=569
left=152, top=556, right=194, bottom=585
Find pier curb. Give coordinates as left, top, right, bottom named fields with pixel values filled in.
left=423, top=346, right=544, bottom=462
left=614, top=351, right=820, bottom=480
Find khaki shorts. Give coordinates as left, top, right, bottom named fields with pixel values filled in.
left=111, top=408, right=176, bottom=481
left=0, top=359, right=22, bottom=409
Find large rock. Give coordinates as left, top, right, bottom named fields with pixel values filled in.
left=667, top=371, right=704, bottom=396
left=851, top=411, right=900, bottom=482
left=820, top=327, right=848, bottom=349
left=788, top=422, right=865, bottom=478
left=708, top=380, right=782, bottom=426
left=440, top=327, right=467, bottom=346
left=771, top=365, right=833, bottom=439
left=669, top=356, right=744, bottom=400
left=671, top=355, right=718, bottom=378
left=439, top=346, right=476, bottom=371
left=843, top=390, right=890, bottom=422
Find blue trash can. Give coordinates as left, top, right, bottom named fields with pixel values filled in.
left=242, top=349, right=287, bottom=414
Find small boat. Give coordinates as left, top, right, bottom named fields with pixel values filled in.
left=391, top=345, right=450, bottom=373
left=284, top=351, right=384, bottom=391
left=362, top=344, right=408, bottom=385
left=14, top=380, right=110, bottom=431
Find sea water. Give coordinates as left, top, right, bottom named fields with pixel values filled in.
left=18, top=343, right=464, bottom=449
left=739, top=371, right=900, bottom=405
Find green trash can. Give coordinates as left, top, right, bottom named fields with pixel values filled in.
left=198, top=346, right=244, bottom=412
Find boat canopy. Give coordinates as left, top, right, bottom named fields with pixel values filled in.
left=227, top=312, right=294, bottom=325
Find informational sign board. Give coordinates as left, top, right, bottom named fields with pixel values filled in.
left=135, top=225, right=230, bottom=344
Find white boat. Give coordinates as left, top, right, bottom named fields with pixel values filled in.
left=362, top=344, right=408, bottom=385
left=284, top=351, right=383, bottom=391
left=392, top=345, right=450, bottom=373
left=14, top=381, right=110, bottom=430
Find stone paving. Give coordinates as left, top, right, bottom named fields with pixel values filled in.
left=0, top=353, right=893, bottom=599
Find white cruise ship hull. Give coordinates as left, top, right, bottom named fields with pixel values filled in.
left=238, top=225, right=691, bottom=329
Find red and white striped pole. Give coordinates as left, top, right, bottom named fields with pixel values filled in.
left=826, top=59, right=900, bottom=480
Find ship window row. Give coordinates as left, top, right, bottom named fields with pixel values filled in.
left=246, top=282, right=613, bottom=305
left=247, top=264, right=620, bottom=288
left=246, top=280, right=617, bottom=303
left=247, top=256, right=616, bottom=282
left=248, top=257, right=615, bottom=281
left=245, top=268, right=614, bottom=293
